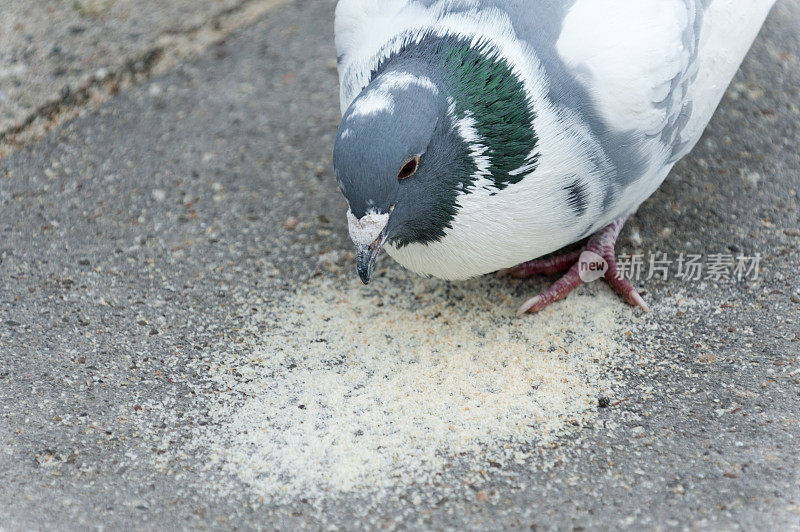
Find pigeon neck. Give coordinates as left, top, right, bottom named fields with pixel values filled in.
left=375, top=33, right=541, bottom=191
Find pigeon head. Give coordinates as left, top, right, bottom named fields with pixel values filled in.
left=334, top=69, right=462, bottom=283
left=333, top=35, right=540, bottom=284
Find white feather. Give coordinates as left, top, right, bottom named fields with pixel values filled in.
left=677, top=0, right=776, bottom=158
left=557, top=0, right=692, bottom=135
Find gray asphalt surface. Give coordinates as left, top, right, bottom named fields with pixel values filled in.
left=1, top=0, right=799, bottom=529
left=0, top=0, right=287, bottom=150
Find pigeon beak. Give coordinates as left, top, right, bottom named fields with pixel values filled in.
left=355, top=233, right=386, bottom=285
left=347, top=209, right=391, bottom=285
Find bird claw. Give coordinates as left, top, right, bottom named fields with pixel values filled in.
left=506, top=217, right=649, bottom=315
left=516, top=295, right=542, bottom=317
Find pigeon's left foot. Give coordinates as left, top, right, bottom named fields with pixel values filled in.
left=507, top=217, right=649, bottom=316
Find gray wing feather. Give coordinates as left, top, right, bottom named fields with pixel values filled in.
left=407, top=0, right=705, bottom=182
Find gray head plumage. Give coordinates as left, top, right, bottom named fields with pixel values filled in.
left=334, top=71, right=444, bottom=219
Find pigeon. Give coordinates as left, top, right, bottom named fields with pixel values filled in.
left=332, top=0, right=776, bottom=315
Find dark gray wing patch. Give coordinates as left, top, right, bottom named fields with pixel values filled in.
left=563, top=179, right=589, bottom=217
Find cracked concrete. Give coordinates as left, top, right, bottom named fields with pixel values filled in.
left=0, top=0, right=288, bottom=156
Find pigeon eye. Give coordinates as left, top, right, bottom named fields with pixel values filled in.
left=398, top=156, right=420, bottom=180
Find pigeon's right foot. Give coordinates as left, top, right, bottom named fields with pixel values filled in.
left=497, top=250, right=583, bottom=278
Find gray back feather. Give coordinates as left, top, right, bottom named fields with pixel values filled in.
left=409, top=0, right=708, bottom=196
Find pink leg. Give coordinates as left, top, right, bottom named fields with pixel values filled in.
left=513, top=218, right=649, bottom=316
left=497, top=250, right=583, bottom=278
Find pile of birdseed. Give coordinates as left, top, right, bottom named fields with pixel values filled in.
left=187, top=262, right=639, bottom=501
